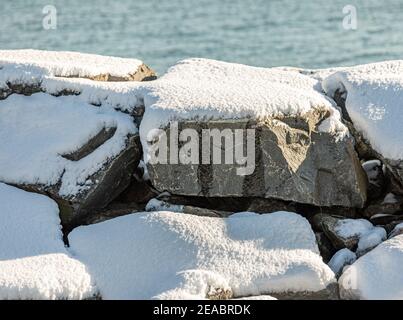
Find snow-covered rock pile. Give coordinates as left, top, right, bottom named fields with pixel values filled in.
left=2, top=50, right=403, bottom=299
left=0, top=50, right=156, bottom=224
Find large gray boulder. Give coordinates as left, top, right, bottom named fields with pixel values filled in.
left=141, top=58, right=367, bottom=208
left=146, top=116, right=367, bottom=208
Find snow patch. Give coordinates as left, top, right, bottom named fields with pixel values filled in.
left=0, top=183, right=96, bottom=299
left=357, top=227, right=387, bottom=255
left=0, top=49, right=143, bottom=79
left=328, top=249, right=356, bottom=277
left=382, top=193, right=398, bottom=205
left=335, top=219, right=374, bottom=239
left=339, top=235, right=403, bottom=300
left=145, top=198, right=184, bottom=213
left=0, top=93, right=136, bottom=196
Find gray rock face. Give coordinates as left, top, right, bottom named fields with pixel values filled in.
left=315, top=232, right=336, bottom=263
left=270, top=283, right=339, bottom=300
left=147, top=111, right=367, bottom=208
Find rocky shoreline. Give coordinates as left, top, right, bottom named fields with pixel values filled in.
left=1, top=50, right=403, bottom=299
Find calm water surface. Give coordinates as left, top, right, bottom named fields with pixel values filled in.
left=1, top=0, right=403, bottom=74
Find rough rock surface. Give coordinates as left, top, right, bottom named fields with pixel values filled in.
left=315, top=232, right=336, bottom=263
left=147, top=117, right=367, bottom=208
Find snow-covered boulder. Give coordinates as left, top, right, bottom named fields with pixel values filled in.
left=323, top=61, right=403, bottom=190
left=328, top=249, right=356, bottom=277
left=68, top=211, right=337, bottom=300
left=140, top=58, right=367, bottom=208
left=339, top=234, right=403, bottom=300
left=0, top=50, right=151, bottom=115
left=0, top=49, right=155, bottom=97
left=0, top=50, right=158, bottom=223
left=0, top=183, right=96, bottom=299
left=0, top=92, right=141, bottom=224
left=314, top=214, right=386, bottom=254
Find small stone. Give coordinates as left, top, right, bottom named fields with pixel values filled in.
left=328, top=248, right=356, bottom=277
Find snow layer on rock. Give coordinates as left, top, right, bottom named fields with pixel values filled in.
left=145, top=198, right=184, bottom=213
left=0, top=93, right=136, bottom=196
left=274, top=66, right=346, bottom=85
left=383, top=193, right=398, bottom=205
left=323, top=60, right=403, bottom=160
left=357, top=227, right=387, bottom=255
left=362, top=160, right=384, bottom=184
left=0, top=50, right=148, bottom=114
left=339, top=235, right=403, bottom=300
left=40, top=77, right=146, bottom=113
left=0, top=183, right=95, bottom=299
left=0, top=49, right=143, bottom=80
left=140, top=58, right=348, bottom=158
left=335, top=219, right=374, bottom=239
left=68, top=211, right=335, bottom=300
left=328, top=249, right=356, bottom=276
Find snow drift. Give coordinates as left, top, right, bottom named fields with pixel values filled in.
left=0, top=183, right=96, bottom=299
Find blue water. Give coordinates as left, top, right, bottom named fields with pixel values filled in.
left=1, top=0, right=403, bottom=75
